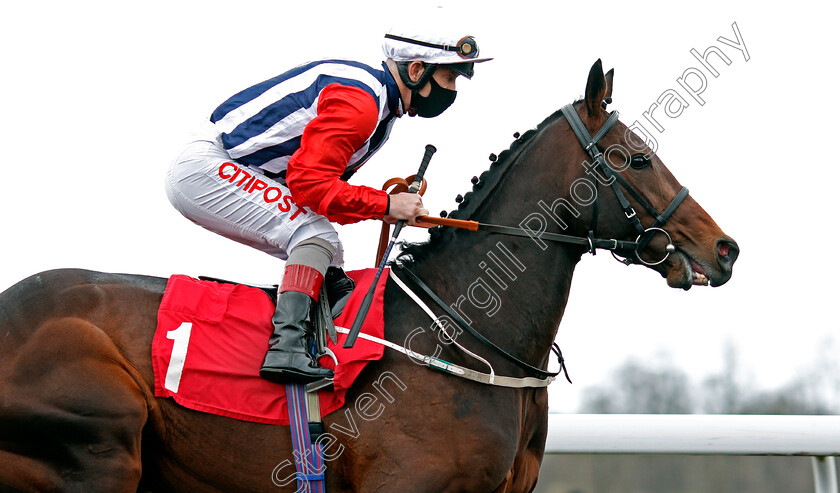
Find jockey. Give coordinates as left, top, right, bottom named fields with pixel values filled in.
left=165, top=28, right=491, bottom=384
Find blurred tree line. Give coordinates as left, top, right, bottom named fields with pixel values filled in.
left=579, top=339, right=840, bottom=415
left=534, top=339, right=840, bottom=493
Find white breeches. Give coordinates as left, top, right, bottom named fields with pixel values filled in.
left=165, top=134, right=344, bottom=267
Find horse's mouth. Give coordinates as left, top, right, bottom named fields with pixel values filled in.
left=689, top=257, right=710, bottom=286
left=664, top=250, right=710, bottom=290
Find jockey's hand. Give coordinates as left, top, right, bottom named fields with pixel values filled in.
left=384, top=192, right=428, bottom=225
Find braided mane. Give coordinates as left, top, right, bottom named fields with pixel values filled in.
left=396, top=103, right=577, bottom=266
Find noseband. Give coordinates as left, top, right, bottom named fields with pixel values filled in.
left=559, top=104, right=689, bottom=266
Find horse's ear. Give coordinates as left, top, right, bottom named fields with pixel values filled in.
left=605, top=68, right=614, bottom=101
left=584, top=59, right=607, bottom=116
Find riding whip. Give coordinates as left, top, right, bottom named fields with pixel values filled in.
left=344, top=144, right=436, bottom=349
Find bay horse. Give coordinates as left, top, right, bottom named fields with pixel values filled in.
left=0, top=60, right=738, bottom=492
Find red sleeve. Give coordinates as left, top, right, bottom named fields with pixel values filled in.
left=285, top=83, right=389, bottom=225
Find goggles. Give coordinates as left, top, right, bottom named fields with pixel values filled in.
left=384, top=34, right=480, bottom=60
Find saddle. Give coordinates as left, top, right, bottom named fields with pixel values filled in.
left=151, top=271, right=386, bottom=492
left=152, top=269, right=387, bottom=425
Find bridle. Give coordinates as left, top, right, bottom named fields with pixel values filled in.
left=409, top=102, right=691, bottom=265
left=386, top=102, right=691, bottom=383
left=559, top=103, right=689, bottom=266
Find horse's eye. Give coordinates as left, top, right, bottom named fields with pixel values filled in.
left=630, top=155, right=651, bottom=170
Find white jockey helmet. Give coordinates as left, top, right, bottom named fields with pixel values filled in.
left=382, top=28, right=492, bottom=79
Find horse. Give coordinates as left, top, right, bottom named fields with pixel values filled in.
left=0, top=59, right=738, bottom=492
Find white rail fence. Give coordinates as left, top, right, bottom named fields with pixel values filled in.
left=545, top=414, right=840, bottom=493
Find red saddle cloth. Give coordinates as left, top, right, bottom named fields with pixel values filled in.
left=152, top=268, right=387, bottom=425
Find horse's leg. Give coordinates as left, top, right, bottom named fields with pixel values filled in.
left=0, top=317, right=148, bottom=492
left=505, top=389, right=549, bottom=493
left=504, top=448, right=543, bottom=493
left=491, top=470, right=514, bottom=493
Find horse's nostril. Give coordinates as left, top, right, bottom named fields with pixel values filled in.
left=716, top=239, right=739, bottom=266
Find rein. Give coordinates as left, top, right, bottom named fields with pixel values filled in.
left=394, top=264, right=570, bottom=383
left=406, top=103, right=690, bottom=266
left=320, top=269, right=566, bottom=389
left=369, top=101, right=693, bottom=388
left=415, top=215, right=639, bottom=253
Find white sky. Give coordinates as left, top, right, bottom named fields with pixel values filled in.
left=2, top=1, right=838, bottom=413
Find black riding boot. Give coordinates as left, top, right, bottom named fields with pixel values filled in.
left=260, top=290, right=334, bottom=383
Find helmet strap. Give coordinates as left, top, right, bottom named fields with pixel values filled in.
left=396, top=62, right=438, bottom=116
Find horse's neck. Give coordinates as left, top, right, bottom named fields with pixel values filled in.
left=413, top=233, right=579, bottom=371
left=411, top=126, right=586, bottom=371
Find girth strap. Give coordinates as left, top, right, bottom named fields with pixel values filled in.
left=285, top=384, right=326, bottom=492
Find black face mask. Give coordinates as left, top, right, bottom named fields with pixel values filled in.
left=411, top=77, right=457, bottom=118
